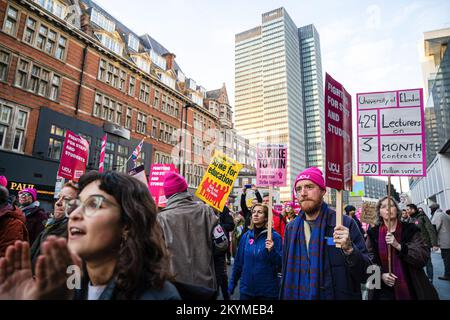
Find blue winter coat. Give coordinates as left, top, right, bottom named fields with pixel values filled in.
left=229, top=228, right=282, bottom=299
left=280, top=202, right=371, bottom=300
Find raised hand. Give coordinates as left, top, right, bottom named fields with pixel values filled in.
left=0, top=237, right=79, bottom=300
left=0, top=241, right=37, bottom=300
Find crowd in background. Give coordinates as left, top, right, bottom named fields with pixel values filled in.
left=0, top=168, right=449, bottom=300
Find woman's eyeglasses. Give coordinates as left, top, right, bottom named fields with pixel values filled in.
left=64, top=195, right=118, bottom=218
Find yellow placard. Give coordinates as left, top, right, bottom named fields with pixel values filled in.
left=195, top=150, right=243, bottom=212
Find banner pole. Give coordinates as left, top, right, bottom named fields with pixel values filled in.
left=267, top=185, right=273, bottom=241
left=335, top=189, right=343, bottom=248
left=387, top=176, right=392, bottom=274
left=399, top=177, right=403, bottom=194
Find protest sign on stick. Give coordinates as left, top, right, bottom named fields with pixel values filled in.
left=324, top=73, right=352, bottom=245
left=195, top=150, right=243, bottom=212
left=57, top=130, right=89, bottom=182
left=256, top=143, right=287, bottom=241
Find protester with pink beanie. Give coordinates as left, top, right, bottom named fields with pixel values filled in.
left=157, top=172, right=220, bottom=294
left=17, top=187, right=48, bottom=245
left=280, top=167, right=370, bottom=300
left=163, top=172, right=188, bottom=199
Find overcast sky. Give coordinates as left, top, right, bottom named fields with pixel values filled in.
left=94, top=0, right=450, bottom=192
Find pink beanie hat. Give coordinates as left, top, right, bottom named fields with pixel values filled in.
left=164, top=172, right=188, bottom=198
left=0, top=176, right=7, bottom=188
left=19, top=188, right=38, bottom=202
left=294, top=167, right=326, bottom=191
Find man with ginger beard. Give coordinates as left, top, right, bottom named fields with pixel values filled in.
left=280, top=167, right=370, bottom=300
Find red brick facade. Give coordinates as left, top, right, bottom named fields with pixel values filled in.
left=0, top=0, right=218, bottom=185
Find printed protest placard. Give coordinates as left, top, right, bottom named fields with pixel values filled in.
left=256, top=144, right=287, bottom=187
left=325, top=73, right=353, bottom=191
left=360, top=202, right=378, bottom=226
left=357, top=89, right=426, bottom=176
left=196, top=150, right=243, bottom=212
left=148, top=164, right=178, bottom=207
left=57, top=130, right=89, bottom=182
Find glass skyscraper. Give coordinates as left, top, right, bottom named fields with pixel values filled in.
left=235, top=8, right=323, bottom=200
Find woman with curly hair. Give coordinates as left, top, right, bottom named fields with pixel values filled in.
left=0, top=171, right=180, bottom=300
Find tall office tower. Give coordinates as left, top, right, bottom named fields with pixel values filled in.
left=235, top=8, right=312, bottom=201
left=299, top=24, right=325, bottom=170
left=422, top=28, right=450, bottom=163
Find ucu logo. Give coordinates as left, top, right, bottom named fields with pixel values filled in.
left=297, top=175, right=310, bottom=180
left=328, top=162, right=341, bottom=174
left=62, top=167, right=72, bottom=174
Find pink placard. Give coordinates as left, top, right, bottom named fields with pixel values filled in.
left=324, top=73, right=353, bottom=191
left=57, top=130, right=89, bottom=182
left=256, top=144, right=287, bottom=187
left=356, top=88, right=426, bottom=177
left=148, top=164, right=178, bottom=207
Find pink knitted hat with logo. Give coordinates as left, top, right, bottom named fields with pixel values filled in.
left=292, top=167, right=326, bottom=203
left=163, top=172, right=188, bottom=198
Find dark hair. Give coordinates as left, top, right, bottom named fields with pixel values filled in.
left=376, top=196, right=401, bottom=225
left=249, top=204, right=269, bottom=229
left=0, top=186, right=8, bottom=205
left=406, top=203, right=418, bottom=213
left=446, top=210, right=450, bottom=215
left=344, top=205, right=356, bottom=214
left=78, top=170, right=172, bottom=299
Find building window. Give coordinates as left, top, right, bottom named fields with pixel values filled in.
left=139, top=82, right=150, bottom=103
left=55, top=36, right=67, bottom=60
left=153, top=90, right=159, bottom=108
left=91, top=8, right=115, bottom=33
left=119, top=70, right=126, bottom=91
left=97, top=59, right=126, bottom=91
left=93, top=92, right=124, bottom=125
left=125, top=107, right=132, bottom=129
left=48, top=137, right=62, bottom=160
left=161, top=95, right=167, bottom=113
left=14, top=59, right=61, bottom=101
left=3, top=6, right=19, bottom=36
left=0, top=50, right=11, bottom=82
left=24, top=17, right=67, bottom=60
left=0, top=102, right=30, bottom=152
left=95, top=33, right=123, bottom=56
left=116, top=155, right=127, bottom=173
left=116, top=103, right=123, bottom=125
left=151, top=119, right=158, bottom=138
left=137, top=112, right=147, bottom=134
left=24, top=17, right=37, bottom=44
left=103, top=153, right=114, bottom=171
left=128, top=34, right=139, bottom=52
left=128, top=76, right=135, bottom=96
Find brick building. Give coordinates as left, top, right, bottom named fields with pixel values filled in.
left=0, top=0, right=220, bottom=209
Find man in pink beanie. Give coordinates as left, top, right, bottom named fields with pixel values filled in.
left=163, top=172, right=188, bottom=199
left=157, top=172, right=220, bottom=293
left=280, top=167, right=370, bottom=300
left=0, top=176, right=7, bottom=188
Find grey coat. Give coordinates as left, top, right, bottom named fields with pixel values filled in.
left=157, top=192, right=218, bottom=290
left=433, top=211, right=450, bottom=249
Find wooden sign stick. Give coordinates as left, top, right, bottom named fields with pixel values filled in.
left=387, top=176, right=392, bottom=274
left=335, top=189, right=343, bottom=248
left=267, top=185, right=273, bottom=241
